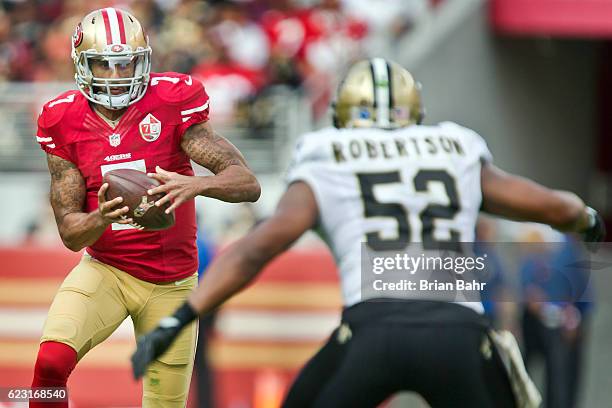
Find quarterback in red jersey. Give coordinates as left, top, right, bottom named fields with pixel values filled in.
left=31, top=7, right=260, bottom=408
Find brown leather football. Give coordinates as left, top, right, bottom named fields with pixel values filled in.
left=103, top=169, right=175, bottom=231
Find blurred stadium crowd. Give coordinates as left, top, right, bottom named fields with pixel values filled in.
left=0, top=0, right=436, bottom=121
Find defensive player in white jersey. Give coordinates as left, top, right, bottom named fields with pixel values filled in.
left=131, top=59, right=605, bottom=407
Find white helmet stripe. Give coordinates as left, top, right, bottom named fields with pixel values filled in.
left=105, top=8, right=122, bottom=44
left=371, top=58, right=390, bottom=128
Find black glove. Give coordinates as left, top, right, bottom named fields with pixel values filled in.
left=131, top=302, right=198, bottom=379
left=582, top=207, right=606, bottom=251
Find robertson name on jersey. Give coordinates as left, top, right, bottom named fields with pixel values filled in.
left=36, top=72, right=209, bottom=283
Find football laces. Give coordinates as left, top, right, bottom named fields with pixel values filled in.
left=130, top=222, right=145, bottom=230
left=119, top=215, right=145, bottom=230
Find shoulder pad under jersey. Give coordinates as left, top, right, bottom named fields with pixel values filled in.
left=291, top=127, right=341, bottom=166
left=38, top=90, right=81, bottom=130
left=150, top=72, right=205, bottom=105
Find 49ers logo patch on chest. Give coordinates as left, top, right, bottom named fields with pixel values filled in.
left=139, top=113, right=162, bottom=142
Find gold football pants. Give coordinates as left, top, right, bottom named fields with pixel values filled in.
left=40, top=253, right=198, bottom=407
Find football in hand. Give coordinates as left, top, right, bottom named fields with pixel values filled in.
left=103, top=169, right=175, bottom=231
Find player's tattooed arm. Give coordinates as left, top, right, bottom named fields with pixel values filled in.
left=47, top=154, right=131, bottom=251
left=48, top=154, right=85, bottom=223
left=181, top=121, right=248, bottom=173
left=182, top=121, right=260, bottom=202
left=148, top=121, right=260, bottom=212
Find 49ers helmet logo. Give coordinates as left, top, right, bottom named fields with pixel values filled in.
left=72, top=23, right=83, bottom=48
left=139, top=113, right=162, bottom=142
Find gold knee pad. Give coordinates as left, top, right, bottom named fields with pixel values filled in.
left=40, top=257, right=128, bottom=360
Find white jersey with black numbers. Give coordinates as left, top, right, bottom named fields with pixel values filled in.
left=286, top=122, right=493, bottom=312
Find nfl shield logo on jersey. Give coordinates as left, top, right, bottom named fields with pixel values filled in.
left=139, top=113, right=162, bottom=142
left=109, top=133, right=121, bottom=147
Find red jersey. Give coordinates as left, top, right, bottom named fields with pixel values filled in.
left=36, top=72, right=210, bottom=283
